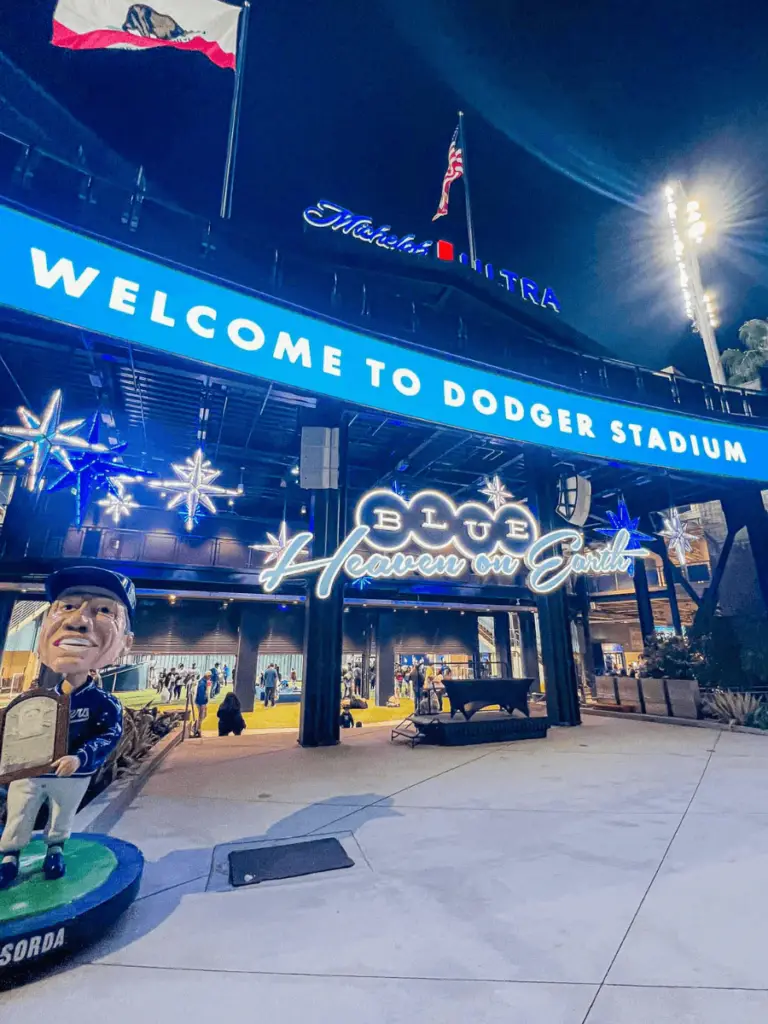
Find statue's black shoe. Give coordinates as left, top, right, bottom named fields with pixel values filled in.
left=43, top=849, right=66, bottom=880
left=0, top=856, right=19, bottom=889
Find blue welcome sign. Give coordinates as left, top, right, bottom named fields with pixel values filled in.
left=0, top=201, right=767, bottom=483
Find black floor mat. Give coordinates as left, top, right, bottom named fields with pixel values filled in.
left=228, top=837, right=354, bottom=886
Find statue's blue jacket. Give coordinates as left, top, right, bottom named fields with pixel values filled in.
left=44, top=679, right=123, bottom=777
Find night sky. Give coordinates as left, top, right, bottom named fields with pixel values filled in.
left=3, top=0, right=768, bottom=377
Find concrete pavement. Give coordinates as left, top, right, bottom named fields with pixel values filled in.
left=2, top=715, right=768, bottom=1022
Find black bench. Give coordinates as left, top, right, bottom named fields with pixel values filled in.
left=443, top=678, right=533, bottom=722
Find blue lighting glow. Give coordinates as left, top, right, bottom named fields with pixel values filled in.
left=47, top=415, right=154, bottom=527
left=595, top=498, right=654, bottom=578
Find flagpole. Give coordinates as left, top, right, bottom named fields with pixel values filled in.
left=458, top=110, right=477, bottom=265
left=220, top=0, right=251, bottom=220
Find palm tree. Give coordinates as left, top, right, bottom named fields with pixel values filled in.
left=722, top=319, right=768, bottom=386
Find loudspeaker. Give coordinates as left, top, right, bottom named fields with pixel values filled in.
left=556, top=474, right=592, bottom=527
left=300, top=427, right=340, bottom=489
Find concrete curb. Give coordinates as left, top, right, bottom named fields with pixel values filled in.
left=582, top=706, right=768, bottom=736
left=76, top=726, right=183, bottom=835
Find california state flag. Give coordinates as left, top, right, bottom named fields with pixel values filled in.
left=52, top=0, right=242, bottom=69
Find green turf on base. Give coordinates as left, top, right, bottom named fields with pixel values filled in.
left=0, top=838, right=118, bottom=923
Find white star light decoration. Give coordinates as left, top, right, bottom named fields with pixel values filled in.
left=479, top=475, right=513, bottom=510
left=660, top=508, right=699, bottom=566
left=251, top=521, right=307, bottom=565
left=150, top=449, right=241, bottom=532
left=97, top=479, right=139, bottom=524
left=0, top=390, right=108, bottom=491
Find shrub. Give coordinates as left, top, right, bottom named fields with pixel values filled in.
left=639, top=634, right=703, bottom=680
left=704, top=688, right=763, bottom=726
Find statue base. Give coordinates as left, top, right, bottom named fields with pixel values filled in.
left=0, top=833, right=143, bottom=984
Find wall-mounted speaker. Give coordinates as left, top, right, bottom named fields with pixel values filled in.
left=557, top=474, right=592, bottom=527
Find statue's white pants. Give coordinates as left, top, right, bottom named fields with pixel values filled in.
left=0, top=776, right=90, bottom=852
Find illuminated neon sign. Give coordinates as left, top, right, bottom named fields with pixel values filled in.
left=434, top=240, right=561, bottom=313
left=302, top=200, right=433, bottom=256
left=255, top=483, right=649, bottom=599
left=302, top=200, right=560, bottom=313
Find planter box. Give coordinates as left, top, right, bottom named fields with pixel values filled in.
left=636, top=676, right=700, bottom=719
left=617, top=676, right=643, bottom=710
left=664, top=677, right=701, bottom=720
left=595, top=675, right=620, bottom=704
left=638, top=677, right=671, bottom=717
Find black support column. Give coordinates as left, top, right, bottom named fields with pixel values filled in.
left=518, top=610, right=541, bottom=690
left=632, top=557, right=656, bottom=645
left=299, top=410, right=348, bottom=747
left=739, top=488, right=768, bottom=615
left=526, top=450, right=580, bottom=726
left=659, top=547, right=683, bottom=635
left=234, top=605, right=263, bottom=712
left=492, top=611, right=512, bottom=676
left=375, top=611, right=396, bottom=707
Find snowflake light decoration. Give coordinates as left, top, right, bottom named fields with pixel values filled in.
left=595, top=498, right=655, bottom=578
left=660, top=508, right=699, bottom=567
left=0, top=390, right=108, bottom=491
left=150, top=449, right=241, bottom=532
left=479, top=475, right=513, bottom=510
left=251, top=521, right=307, bottom=565
left=97, top=479, right=139, bottom=524
left=349, top=575, right=374, bottom=591
left=47, top=415, right=154, bottom=526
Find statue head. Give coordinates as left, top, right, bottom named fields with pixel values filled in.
left=38, top=567, right=136, bottom=685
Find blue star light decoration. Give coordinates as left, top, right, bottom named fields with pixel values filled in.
left=595, top=498, right=654, bottom=578
left=0, top=390, right=108, bottom=492
left=47, top=415, right=155, bottom=527
left=660, top=508, right=699, bottom=567
left=151, top=449, right=241, bottom=532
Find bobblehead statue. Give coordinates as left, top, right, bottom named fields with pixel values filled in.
left=0, top=567, right=134, bottom=889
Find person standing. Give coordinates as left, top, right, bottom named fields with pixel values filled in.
left=222, top=663, right=231, bottom=688
left=193, top=671, right=211, bottom=737
left=173, top=662, right=185, bottom=701
left=210, top=662, right=221, bottom=698
left=262, top=663, right=278, bottom=707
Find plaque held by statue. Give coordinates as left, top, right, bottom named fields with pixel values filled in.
left=0, top=689, right=70, bottom=784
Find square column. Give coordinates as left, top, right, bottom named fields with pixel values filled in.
left=517, top=610, right=542, bottom=690
left=525, top=449, right=581, bottom=726
left=298, top=410, right=348, bottom=747
left=492, top=611, right=512, bottom=676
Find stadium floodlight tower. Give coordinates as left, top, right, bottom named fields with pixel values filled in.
left=664, top=180, right=725, bottom=385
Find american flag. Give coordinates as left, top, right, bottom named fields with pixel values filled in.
left=432, top=126, right=464, bottom=221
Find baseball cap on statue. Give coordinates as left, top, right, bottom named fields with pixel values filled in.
left=45, top=566, right=136, bottom=626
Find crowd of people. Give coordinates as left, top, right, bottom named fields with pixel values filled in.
left=395, top=660, right=453, bottom=714
left=148, top=661, right=231, bottom=704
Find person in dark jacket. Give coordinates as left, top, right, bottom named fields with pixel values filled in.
left=192, top=672, right=211, bottom=737
left=217, top=692, right=246, bottom=736
left=0, top=566, right=133, bottom=888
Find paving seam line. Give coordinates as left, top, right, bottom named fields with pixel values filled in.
left=579, top=730, right=722, bottom=1024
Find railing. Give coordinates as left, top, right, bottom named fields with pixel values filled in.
left=27, top=525, right=262, bottom=572
left=1, top=128, right=766, bottom=423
